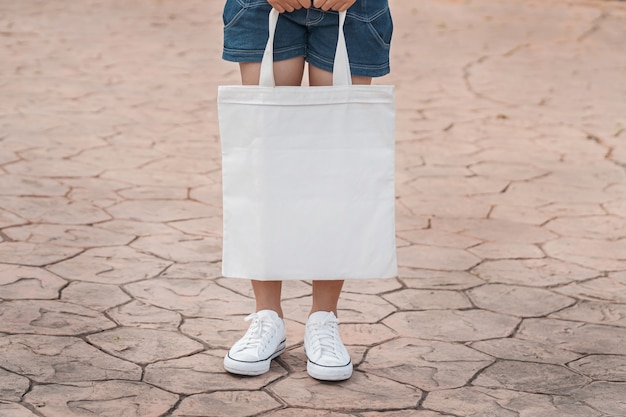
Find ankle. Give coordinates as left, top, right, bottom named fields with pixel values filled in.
left=256, top=306, right=283, bottom=318
left=309, top=308, right=337, bottom=317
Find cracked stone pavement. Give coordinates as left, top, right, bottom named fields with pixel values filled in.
left=1, top=0, right=626, bottom=416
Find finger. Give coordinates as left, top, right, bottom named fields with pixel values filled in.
left=268, top=0, right=285, bottom=12
left=337, top=1, right=356, bottom=12
left=313, top=0, right=326, bottom=8
left=318, top=0, right=337, bottom=11
left=287, top=0, right=302, bottom=10
left=268, top=0, right=296, bottom=12
left=320, top=0, right=333, bottom=11
left=325, top=0, right=355, bottom=11
left=298, top=0, right=312, bottom=8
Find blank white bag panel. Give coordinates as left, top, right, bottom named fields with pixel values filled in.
left=218, top=9, right=397, bottom=280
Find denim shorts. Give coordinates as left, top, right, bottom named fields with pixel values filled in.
left=222, top=0, right=393, bottom=77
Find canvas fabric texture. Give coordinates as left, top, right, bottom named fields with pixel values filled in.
left=218, top=9, right=397, bottom=280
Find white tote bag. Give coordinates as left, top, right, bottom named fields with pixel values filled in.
left=218, top=9, right=396, bottom=280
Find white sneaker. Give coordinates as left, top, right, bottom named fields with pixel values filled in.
left=224, top=310, right=286, bottom=376
left=304, top=311, right=353, bottom=381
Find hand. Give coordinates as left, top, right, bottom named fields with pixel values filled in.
left=313, top=0, right=356, bottom=12
left=268, top=0, right=311, bottom=13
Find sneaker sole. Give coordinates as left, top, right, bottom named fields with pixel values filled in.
left=223, top=340, right=286, bottom=376
left=307, top=360, right=353, bottom=381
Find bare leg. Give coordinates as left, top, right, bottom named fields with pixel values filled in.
left=308, top=65, right=372, bottom=316
left=251, top=280, right=284, bottom=317
left=240, top=57, right=307, bottom=316
left=310, top=280, right=344, bottom=316
left=308, top=64, right=372, bottom=86
left=240, top=56, right=306, bottom=86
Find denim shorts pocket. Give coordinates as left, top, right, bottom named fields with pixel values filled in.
left=366, top=8, right=393, bottom=48
left=223, top=0, right=269, bottom=29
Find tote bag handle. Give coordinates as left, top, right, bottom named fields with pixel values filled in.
left=259, top=8, right=352, bottom=87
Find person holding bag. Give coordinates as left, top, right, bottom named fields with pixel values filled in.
left=219, top=0, right=394, bottom=381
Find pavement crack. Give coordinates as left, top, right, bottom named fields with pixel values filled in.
left=462, top=55, right=516, bottom=107
left=41, top=248, right=87, bottom=268
left=0, top=229, right=14, bottom=242
left=68, top=395, right=139, bottom=415
left=502, top=42, right=530, bottom=58
left=577, top=10, right=610, bottom=42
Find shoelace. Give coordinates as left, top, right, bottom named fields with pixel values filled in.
left=307, top=315, right=343, bottom=361
left=236, top=313, right=276, bottom=354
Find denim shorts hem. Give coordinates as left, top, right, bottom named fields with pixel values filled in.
left=223, top=45, right=306, bottom=63
left=306, top=51, right=390, bottom=78
left=223, top=48, right=390, bottom=78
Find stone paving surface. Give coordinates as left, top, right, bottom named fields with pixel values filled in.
left=1, top=0, right=626, bottom=416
